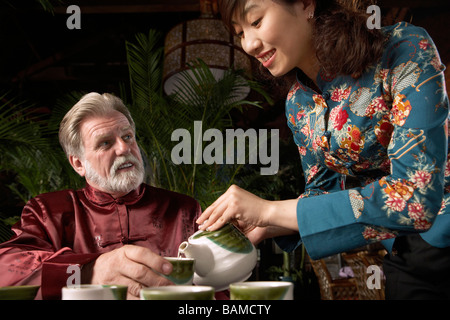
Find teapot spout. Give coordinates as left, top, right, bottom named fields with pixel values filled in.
left=178, top=241, right=190, bottom=257
left=178, top=241, right=214, bottom=277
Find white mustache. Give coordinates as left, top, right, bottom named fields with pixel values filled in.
left=110, top=155, right=140, bottom=176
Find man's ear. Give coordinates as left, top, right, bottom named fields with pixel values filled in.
left=69, top=154, right=86, bottom=177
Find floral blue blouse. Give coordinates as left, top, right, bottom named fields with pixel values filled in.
left=282, top=22, right=449, bottom=259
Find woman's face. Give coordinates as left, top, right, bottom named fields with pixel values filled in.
left=232, top=0, right=316, bottom=77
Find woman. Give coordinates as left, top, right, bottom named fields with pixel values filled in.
left=197, top=0, right=450, bottom=299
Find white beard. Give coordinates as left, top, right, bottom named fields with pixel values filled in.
left=84, top=154, right=145, bottom=196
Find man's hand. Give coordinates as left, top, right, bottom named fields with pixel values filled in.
left=83, top=245, right=174, bottom=299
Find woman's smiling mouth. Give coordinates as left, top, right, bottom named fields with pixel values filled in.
left=257, top=49, right=276, bottom=68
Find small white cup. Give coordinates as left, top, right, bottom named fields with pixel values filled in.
left=62, top=285, right=107, bottom=300
left=62, top=284, right=127, bottom=300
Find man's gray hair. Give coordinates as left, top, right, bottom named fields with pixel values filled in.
left=59, top=92, right=135, bottom=158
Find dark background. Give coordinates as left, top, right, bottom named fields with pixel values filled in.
left=1, top=0, right=449, bottom=127
left=0, top=0, right=449, bottom=298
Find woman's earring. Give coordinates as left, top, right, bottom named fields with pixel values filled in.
left=308, top=12, right=314, bottom=20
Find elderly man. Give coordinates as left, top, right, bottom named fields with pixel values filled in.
left=0, top=93, right=201, bottom=299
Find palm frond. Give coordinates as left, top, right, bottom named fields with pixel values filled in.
left=126, top=29, right=164, bottom=112
left=5, top=147, right=83, bottom=202
left=0, top=91, right=85, bottom=206
left=0, top=93, right=52, bottom=166
left=0, top=219, right=14, bottom=244
left=123, top=29, right=273, bottom=208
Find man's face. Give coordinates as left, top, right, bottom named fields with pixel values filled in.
left=71, top=110, right=144, bottom=197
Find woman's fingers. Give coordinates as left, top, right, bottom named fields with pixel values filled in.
left=198, top=194, right=232, bottom=231
left=201, top=208, right=234, bottom=231
left=196, top=190, right=226, bottom=225
left=197, top=185, right=238, bottom=228
left=199, top=184, right=268, bottom=230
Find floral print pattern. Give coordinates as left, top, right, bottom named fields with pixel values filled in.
left=285, top=23, right=449, bottom=255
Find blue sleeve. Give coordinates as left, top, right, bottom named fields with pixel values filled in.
left=281, top=23, right=449, bottom=259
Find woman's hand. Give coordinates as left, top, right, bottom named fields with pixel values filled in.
left=196, top=184, right=299, bottom=233
left=196, top=185, right=271, bottom=232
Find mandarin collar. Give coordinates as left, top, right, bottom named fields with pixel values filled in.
left=83, top=183, right=146, bottom=206
left=294, top=68, right=338, bottom=94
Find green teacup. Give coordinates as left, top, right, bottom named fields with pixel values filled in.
left=0, top=285, right=40, bottom=300
left=102, top=285, right=128, bottom=300
left=230, top=281, right=294, bottom=300
left=164, top=257, right=195, bottom=285
left=140, top=285, right=214, bottom=300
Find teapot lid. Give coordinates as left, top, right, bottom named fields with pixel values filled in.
left=191, top=223, right=253, bottom=254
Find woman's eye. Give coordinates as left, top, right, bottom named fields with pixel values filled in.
left=251, top=18, right=262, bottom=27
left=234, top=26, right=243, bottom=38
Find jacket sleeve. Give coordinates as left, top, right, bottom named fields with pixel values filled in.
left=0, top=197, right=99, bottom=299
left=281, top=24, right=449, bottom=259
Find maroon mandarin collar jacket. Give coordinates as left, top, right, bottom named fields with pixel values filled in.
left=0, top=183, right=201, bottom=299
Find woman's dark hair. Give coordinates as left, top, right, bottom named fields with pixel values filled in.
left=218, top=0, right=386, bottom=78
